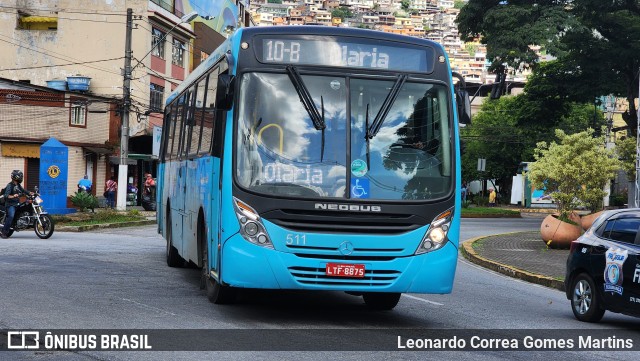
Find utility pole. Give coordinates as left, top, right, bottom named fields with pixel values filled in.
left=635, top=66, right=640, bottom=208
left=604, top=97, right=614, bottom=208
left=117, top=8, right=132, bottom=211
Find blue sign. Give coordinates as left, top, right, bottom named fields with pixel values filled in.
left=40, top=138, right=75, bottom=214
left=351, top=178, right=370, bottom=199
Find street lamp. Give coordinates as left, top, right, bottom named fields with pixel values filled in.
left=117, top=10, right=199, bottom=210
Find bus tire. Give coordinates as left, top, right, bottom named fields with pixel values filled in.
left=363, top=292, right=401, bottom=310
left=166, top=210, right=183, bottom=267
left=206, top=277, right=237, bottom=305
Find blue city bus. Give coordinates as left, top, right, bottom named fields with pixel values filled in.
left=158, top=26, right=471, bottom=309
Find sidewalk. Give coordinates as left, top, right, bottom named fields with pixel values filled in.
left=461, top=214, right=569, bottom=291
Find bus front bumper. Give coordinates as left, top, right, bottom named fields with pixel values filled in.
left=220, top=235, right=457, bottom=294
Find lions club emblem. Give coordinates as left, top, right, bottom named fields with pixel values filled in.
left=47, top=165, right=61, bottom=179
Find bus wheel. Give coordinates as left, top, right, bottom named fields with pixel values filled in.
left=166, top=211, right=183, bottom=267
left=363, top=292, right=401, bottom=310
left=206, top=277, right=237, bottom=305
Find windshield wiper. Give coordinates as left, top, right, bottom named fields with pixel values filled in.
left=365, top=74, right=408, bottom=140
left=286, top=66, right=326, bottom=161
left=364, top=103, right=371, bottom=170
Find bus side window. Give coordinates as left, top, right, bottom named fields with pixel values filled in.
left=201, top=68, right=218, bottom=156
left=176, top=90, right=192, bottom=160
left=170, top=100, right=181, bottom=160
left=191, top=76, right=207, bottom=156
left=161, top=104, right=173, bottom=161
left=183, top=86, right=198, bottom=158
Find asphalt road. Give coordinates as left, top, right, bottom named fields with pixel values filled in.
left=0, top=219, right=638, bottom=360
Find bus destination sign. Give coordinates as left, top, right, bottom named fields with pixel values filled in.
left=259, top=38, right=433, bottom=72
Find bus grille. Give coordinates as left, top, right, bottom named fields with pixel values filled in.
left=288, top=266, right=401, bottom=287
left=264, top=209, right=422, bottom=234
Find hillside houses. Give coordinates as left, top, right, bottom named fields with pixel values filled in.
left=249, top=0, right=498, bottom=84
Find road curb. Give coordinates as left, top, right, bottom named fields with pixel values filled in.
left=460, top=235, right=566, bottom=292
left=57, top=219, right=156, bottom=232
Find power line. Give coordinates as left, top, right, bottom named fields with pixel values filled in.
left=0, top=36, right=122, bottom=77
left=0, top=9, right=128, bottom=24
left=0, top=4, right=128, bottom=16
left=0, top=57, right=124, bottom=71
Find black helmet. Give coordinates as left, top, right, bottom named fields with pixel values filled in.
left=11, top=170, right=23, bottom=183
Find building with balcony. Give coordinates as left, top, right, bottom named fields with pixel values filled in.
left=0, top=78, right=116, bottom=201
left=0, top=0, right=251, bottom=202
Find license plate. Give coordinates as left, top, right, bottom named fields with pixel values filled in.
left=325, top=263, right=365, bottom=278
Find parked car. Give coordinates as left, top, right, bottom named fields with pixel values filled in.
left=565, top=209, right=640, bottom=322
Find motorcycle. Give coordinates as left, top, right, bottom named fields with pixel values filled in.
left=0, top=186, right=55, bottom=239
left=141, top=185, right=156, bottom=211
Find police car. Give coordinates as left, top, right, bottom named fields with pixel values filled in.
left=565, top=209, right=640, bottom=322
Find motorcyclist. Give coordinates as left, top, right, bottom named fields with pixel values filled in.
left=1, top=170, right=33, bottom=238
left=77, top=175, right=92, bottom=193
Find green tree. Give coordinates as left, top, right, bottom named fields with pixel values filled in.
left=528, top=129, right=620, bottom=217
left=401, top=0, right=410, bottom=11
left=461, top=96, right=523, bottom=189
left=456, top=0, right=640, bottom=134
left=616, top=136, right=636, bottom=181
left=331, top=6, right=353, bottom=20
left=461, top=92, right=605, bottom=194
left=267, top=0, right=282, bottom=3
left=464, top=43, right=478, bottom=56
left=454, top=0, right=466, bottom=10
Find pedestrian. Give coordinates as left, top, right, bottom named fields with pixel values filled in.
left=488, top=187, right=497, bottom=207
left=1, top=170, right=33, bottom=238
left=144, top=173, right=155, bottom=188
left=105, top=176, right=117, bottom=208
left=77, top=175, right=92, bottom=193
left=461, top=181, right=468, bottom=203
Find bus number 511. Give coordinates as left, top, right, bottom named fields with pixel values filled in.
left=286, top=234, right=306, bottom=246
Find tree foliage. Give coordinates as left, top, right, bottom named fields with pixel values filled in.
left=457, top=0, right=640, bottom=134
left=461, top=93, right=605, bottom=190
left=331, top=7, right=353, bottom=20
left=616, top=136, right=636, bottom=181
left=528, top=129, right=620, bottom=216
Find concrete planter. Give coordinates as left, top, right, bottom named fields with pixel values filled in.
left=580, top=211, right=604, bottom=231
left=540, top=214, right=582, bottom=249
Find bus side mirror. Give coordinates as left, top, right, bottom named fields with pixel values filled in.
left=216, top=74, right=235, bottom=111
left=451, top=72, right=471, bottom=124
left=456, top=89, right=471, bottom=125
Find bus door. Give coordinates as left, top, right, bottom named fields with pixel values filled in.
left=205, top=69, right=222, bottom=273
left=173, top=93, right=190, bottom=251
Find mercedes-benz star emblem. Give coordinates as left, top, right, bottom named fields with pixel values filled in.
left=338, top=241, right=354, bottom=255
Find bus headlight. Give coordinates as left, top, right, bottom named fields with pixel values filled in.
left=233, top=197, right=274, bottom=249
left=415, top=208, right=453, bottom=255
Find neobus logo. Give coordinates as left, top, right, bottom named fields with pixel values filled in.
left=315, top=203, right=382, bottom=212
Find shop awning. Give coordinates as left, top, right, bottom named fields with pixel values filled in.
left=20, top=16, right=58, bottom=23
left=84, top=147, right=112, bottom=155
left=128, top=153, right=152, bottom=161
left=109, top=156, right=137, bottom=165
left=2, top=143, right=40, bottom=158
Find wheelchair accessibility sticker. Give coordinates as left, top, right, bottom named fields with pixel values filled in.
left=351, top=178, right=370, bottom=199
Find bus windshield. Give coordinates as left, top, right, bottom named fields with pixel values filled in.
left=236, top=72, right=452, bottom=201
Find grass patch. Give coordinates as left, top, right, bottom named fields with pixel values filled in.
left=52, top=210, right=145, bottom=227
left=471, top=238, right=486, bottom=252
left=461, top=207, right=520, bottom=217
